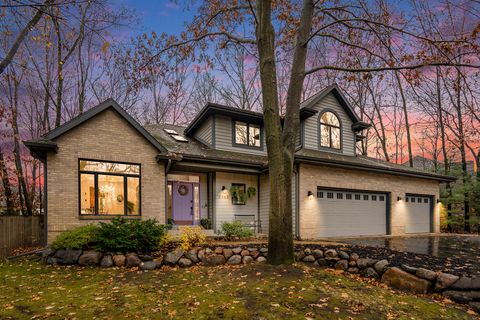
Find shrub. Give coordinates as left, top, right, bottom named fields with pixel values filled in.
left=179, top=226, right=206, bottom=250
left=51, top=225, right=98, bottom=250
left=221, top=221, right=253, bottom=239
left=200, top=218, right=212, bottom=229
left=159, top=232, right=174, bottom=248
left=94, top=218, right=166, bottom=253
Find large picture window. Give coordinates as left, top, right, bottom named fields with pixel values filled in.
left=79, top=159, right=140, bottom=216
left=234, top=121, right=261, bottom=148
left=319, top=111, right=341, bottom=149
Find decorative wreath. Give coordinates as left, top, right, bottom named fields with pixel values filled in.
left=178, top=184, right=189, bottom=196
left=117, top=195, right=124, bottom=202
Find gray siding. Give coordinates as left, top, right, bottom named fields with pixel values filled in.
left=303, top=93, right=355, bottom=156
left=258, top=173, right=296, bottom=235
left=214, top=114, right=267, bottom=155
left=194, top=115, right=213, bottom=146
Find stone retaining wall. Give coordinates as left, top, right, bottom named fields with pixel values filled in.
left=41, top=245, right=479, bottom=313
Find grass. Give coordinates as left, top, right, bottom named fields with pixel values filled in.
left=0, top=258, right=477, bottom=320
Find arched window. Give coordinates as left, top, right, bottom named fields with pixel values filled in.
left=319, top=111, right=341, bottom=149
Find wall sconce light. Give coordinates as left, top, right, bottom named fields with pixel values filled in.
left=222, top=186, right=226, bottom=191
left=397, top=196, right=402, bottom=201
left=307, top=191, right=314, bottom=197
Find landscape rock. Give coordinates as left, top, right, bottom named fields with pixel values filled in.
left=54, top=250, right=82, bottom=265
left=451, top=277, right=480, bottom=291
left=250, top=250, right=260, bottom=259
left=312, top=249, right=323, bottom=259
left=112, top=254, right=126, bottom=267
left=350, top=253, right=359, bottom=261
left=303, top=255, right=316, bottom=263
left=367, top=259, right=378, bottom=267
left=381, top=267, right=431, bottom=294
left=324, top=249, right=338, bottom=259
left=197, top=249, right=206, bottom=261
left=232, top=247, right=242, bottom=254
left=247, top=247, right=257, bottom=252
left=138, top=254, right=153, bottom=261
left=257, top=256, right=267, bottom=263
left=364, top=267, right=379, bottom=278
left=443, top=290, right=480, bottom=303
left=223, top=249, right=233, bottom=260
left=356, top=258, right=371, bottom=269
left=374, top=260, right=389, bottom=274
left=415, top=268, right=437, bottom=281
left=316, top=258, right=328, bottom=267
left=46, top=257, right=57, bottom=264
left=347, top=267, right=359, bottom=274
left=227, top=255, right=242, bottom=265
left=153, top=256, right=164, bottom=268
left=259, top=247, right=268, bottom=253
left=203, top=254, right=226, bottom=266
left=348, top=261, right=356, bottom=267
left=304, top=248, right=312, bottom=255
left=125, top=253, right=142, bottom=267
left=240, top=250, right=250, bottom=256
left=178, top=258, right=193, bottom=268
left=185, top=249, right=199, bottom=263
left=401, top=264, right=418, bottom=274
left=335, top=260, right=348, bottom=271
left=435, top=272, right=460, bottom=292
left=468, top=302, right=480, bottom=313
left=41, top=247, right=55, bottom=258
left=294, top=251, right=305, bottom=261
left=243, top=256, right=254, bottom=264
left=100, top=255, right=113, bottom=268
left=338, top=251, right=349, bottom=260
left=140, top=261, right=157, bottom=270
left=165, top=249, right=185, bottom=265
left=214, top=247, right=224, bottom=255
left=78, top=251, right=103, bottom=266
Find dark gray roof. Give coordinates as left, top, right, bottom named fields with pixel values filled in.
left=295, top=149, right=455, bottom=182
left=145, top=123, right=268, bottom=167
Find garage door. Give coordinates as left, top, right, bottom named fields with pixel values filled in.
left=316, top=188, right=388, bottom=237
left=405, top=195, right=431, bottom=233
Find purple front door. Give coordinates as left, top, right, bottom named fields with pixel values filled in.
left=172, top=182, right=194, bottom=225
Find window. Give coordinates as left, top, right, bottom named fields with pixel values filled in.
left=372, top=195, right=377, bottom=201
left=363, top=194, right=369, bottom=200
left=79, top=160, right=140, bottom=216
left=317, top=191, right=324, bottom=198
left=234, top=121, right=261, bottom=147
left=337, top=193, right=343, bottom=199
left=231, top=183, right=246, bottom=205
left=319, top=111, right=341, bottom=149
left=379, top=195, right=385, bottom=201
left=424, top=198, right=429, bottom=204
left=346, top=193, right=352, bottom=200
left=355, top=194, right=361, bottom=200
left=327, top=192, right=334, bottom=199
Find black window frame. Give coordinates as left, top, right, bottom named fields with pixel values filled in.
left=319, top=111, right=342, bottom=150
left=78, top=159, right=141, bottom=217
left=232, top=120, right=262, bottom=149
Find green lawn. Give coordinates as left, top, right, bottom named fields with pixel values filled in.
left=0, top=258, right=476, bottom=320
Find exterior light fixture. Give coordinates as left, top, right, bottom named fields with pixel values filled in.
left=437, top=199, right=441, bottom=203
left=222, top=186, right=226, bottom=191
left=307, top=191, right=314, bottom=197
left=397, top=196, right=402, bottom=201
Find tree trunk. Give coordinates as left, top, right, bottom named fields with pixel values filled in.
left=394, top=71, right=413, bottom=167
left=0, top=144, right=15, bottom=214
left=256, top=0, right=313, bottom=264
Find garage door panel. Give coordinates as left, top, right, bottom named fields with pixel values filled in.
left=405, top=195, right=430, bottom=233
left=316, top=189, right=387, bottom=237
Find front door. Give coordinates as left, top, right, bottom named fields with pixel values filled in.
left=172, top=182, right=194, bottom=225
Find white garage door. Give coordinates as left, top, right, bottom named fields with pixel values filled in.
left=316, top=189, right=387, bottom=237
left=405, top=195, right=431, bottom=233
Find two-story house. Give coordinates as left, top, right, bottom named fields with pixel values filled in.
left=25, top=85, right=455, bottom=242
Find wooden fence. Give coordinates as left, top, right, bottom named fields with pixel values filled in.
left=0, top=215, right=44, bottom=258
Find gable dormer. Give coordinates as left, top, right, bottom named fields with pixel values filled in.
left=184, top=103, right=267, bottom=155
left=299, top=85, right=370, bottom=156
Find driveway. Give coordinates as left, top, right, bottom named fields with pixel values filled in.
left=332, top=234, right=480, bottom=276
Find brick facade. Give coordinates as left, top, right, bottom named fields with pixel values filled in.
left=298, top=163, right=441, bottom=239
left=46, top=109, right=165, bottom=243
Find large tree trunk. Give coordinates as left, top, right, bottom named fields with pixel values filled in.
left=256, top=0, right=313, bottom=264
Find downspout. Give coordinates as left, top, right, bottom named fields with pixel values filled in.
left=43, top=157, right=48, bottom=246
left=295, top=163, right=300, bottom=239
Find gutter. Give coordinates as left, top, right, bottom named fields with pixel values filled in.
left=295, top=155, right=456, bottom=183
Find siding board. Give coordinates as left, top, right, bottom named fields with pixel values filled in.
left=214, top=115, right=267, bottom=155
left=303, top=93, right=355, bottom=155
left=194, top=116, right=213, bottom=146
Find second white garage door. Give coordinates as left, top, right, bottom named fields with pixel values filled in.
left=316, top=189, right=388, bottom=237
left=405, top=195, right=431, bottom=233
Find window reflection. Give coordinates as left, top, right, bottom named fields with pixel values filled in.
left=234, top=121, right=261, bottom=147
left=320, top=111, right=341, bottom=149
left=80, top=174, right=95, bottom=214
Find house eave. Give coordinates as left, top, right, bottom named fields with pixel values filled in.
left=295, top=154, right=456, bottom=183
left=23, top=140, right=58, bottom=160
